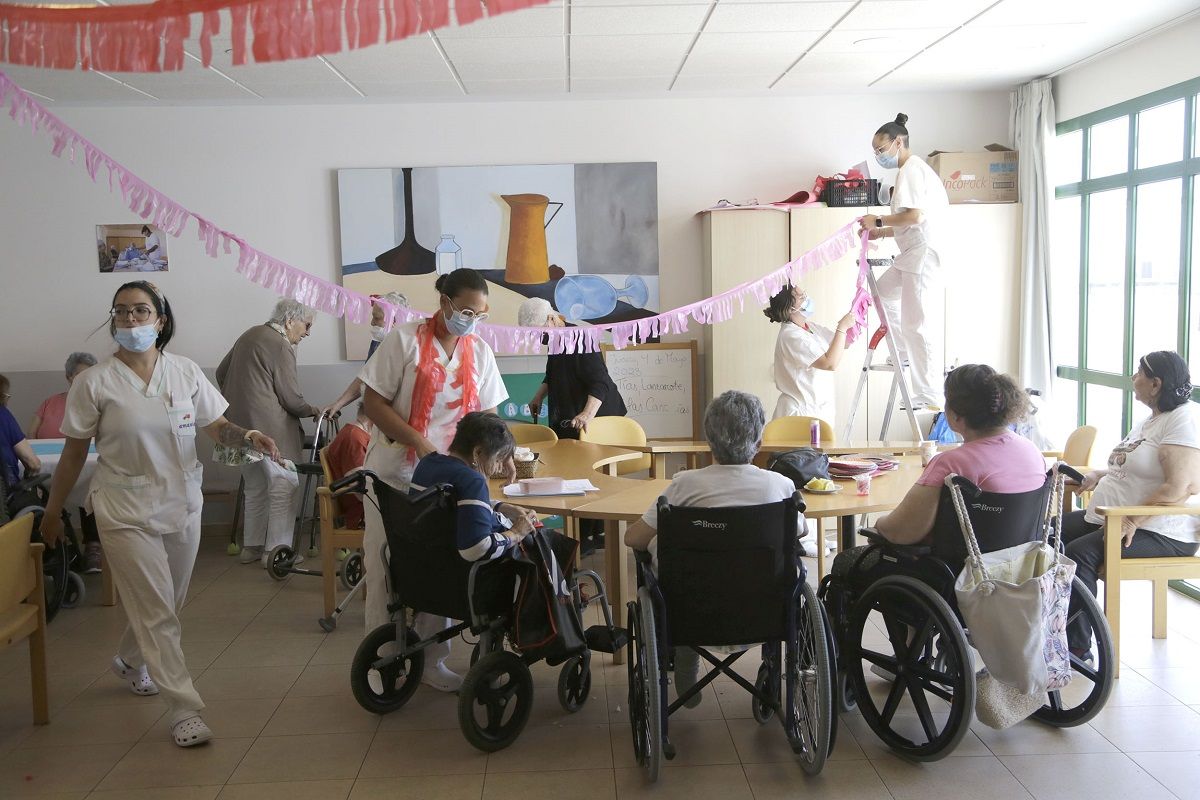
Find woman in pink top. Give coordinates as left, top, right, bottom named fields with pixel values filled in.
left=30, top=352, right=98, bottom=439
left=874, top=364, right=1045, bottom=545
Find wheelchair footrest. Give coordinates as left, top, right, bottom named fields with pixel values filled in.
left=585, top=625, right=628, bottom=654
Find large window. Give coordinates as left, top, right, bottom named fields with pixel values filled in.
left=1053, top=78, right=1200, bottom=451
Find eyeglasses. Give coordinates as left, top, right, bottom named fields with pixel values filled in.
left=447, top=296, right=489, bottom=322
left=873, top=140, right=898, bottom=156
left=111, top=305, right=155, bottom=323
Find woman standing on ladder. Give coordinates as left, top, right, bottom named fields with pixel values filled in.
left=858, top=113, right=949, bottom=409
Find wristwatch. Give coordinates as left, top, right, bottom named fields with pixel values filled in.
left=875, top=216, right=884, bottom=228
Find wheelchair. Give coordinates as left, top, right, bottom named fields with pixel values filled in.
left=335, top=470, right=628, bottom=752
left=2, top=470, right=85, bottom=622
left=626, top=492, right=835, bottom=781
left=820, top=464, right=1115, bottom=761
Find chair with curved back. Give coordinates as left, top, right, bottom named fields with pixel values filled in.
left=579, top=417, right=652, bottom=475
left=1046, top=425, right=1098, bottom=509
left=762, top=415, right=835, bottom=446
left=507, top=423, right=559, bottom=447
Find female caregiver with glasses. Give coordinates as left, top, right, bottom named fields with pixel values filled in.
left=858, top=112, right=949, bottom=409
left=358, top=268, right=518, bottom=693
left=39, top=281, right=282, bottom=748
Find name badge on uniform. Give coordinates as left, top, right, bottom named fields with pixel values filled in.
left=169, top=394, right=197, bottom=438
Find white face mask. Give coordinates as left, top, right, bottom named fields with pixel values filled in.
left=369, top=325, right=387, bottom=342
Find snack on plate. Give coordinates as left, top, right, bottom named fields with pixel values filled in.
left=804, top=477, right=836, bottom=492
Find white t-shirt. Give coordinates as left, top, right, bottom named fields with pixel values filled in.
left=144, top=232, right=164, bottom=261
left=642, top=463, right=798, bottom=533
left=1086, top=403, right=1200, bottom=543
left=62, top=352, right=228, bottom=533
left=890, top=155, right=948, bottom=274
left=772, top=320, right=835, bottom=425
left=358, top=320, right=507, bottom=490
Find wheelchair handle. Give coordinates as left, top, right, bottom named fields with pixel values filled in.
left=329, top=469, right=376, bottom=495
left=1056, top=464, right=1086, bottom=483
left=14, top=472, right=51, bottom=493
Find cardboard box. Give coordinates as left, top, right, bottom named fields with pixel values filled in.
left=926, top=144, right=1018, bottom=204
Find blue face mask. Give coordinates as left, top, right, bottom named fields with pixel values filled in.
left=875, top=142, right=899, bottom=170
left=114, top=323, right=159, bottom=353
left=443, top=310, right=478, bottom=337
left=799, top=296, right=815, bottom=317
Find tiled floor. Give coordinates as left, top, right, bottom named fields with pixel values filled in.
left=4, top=533, right=1200, bottom=799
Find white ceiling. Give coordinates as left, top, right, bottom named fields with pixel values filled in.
left=3, top=0, right=1199, bottom=104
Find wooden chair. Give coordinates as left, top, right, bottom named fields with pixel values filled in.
left=1095, top=504, right=1200, bottom=677
left=1047, top=425, right=1098, bottom=510
left=318, top=447, right=366, bottom=620
left=0, top=515, right=49, bottom=724
left=579, top=417, right=652, bottom=475
left=507, top=422, right=559, bottom=447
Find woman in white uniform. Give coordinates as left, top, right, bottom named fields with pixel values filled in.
left=858, top=112, right=949, bottom=409
left=40, top=281, right=281, bottom=748
left=358, top=268, right=510, bottom=692
left=764, top=283, right=855, bottom=425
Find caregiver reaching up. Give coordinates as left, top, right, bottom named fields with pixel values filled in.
left=857, top=112, right=949, bottom=410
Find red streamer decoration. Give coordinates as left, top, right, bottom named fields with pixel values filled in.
left=0, top=0, right=550, bottom=72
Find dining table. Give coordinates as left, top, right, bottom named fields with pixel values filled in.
left=632, top=438, right=926, bottom=478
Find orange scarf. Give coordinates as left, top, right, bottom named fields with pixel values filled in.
left=406, top=321, right=480, bottom=452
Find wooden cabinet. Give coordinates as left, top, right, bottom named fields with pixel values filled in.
left=703, top=204, right=1023, bottom=439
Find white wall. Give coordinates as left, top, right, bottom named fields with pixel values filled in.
left=0, top=90, right=1010, bottom=386
left=1054, top=14, right=1200, bottom=121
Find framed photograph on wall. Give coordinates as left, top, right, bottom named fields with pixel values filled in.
left=97, top=223, right=168, bottom=273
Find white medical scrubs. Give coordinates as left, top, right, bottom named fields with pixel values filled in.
left=357, top=321, right=507, bottom=658
left=772, top=320, right=835, bottom=426
left=877, top=154, right=948, bottom=407
left=144, top=231, right=164, bottom=262
left=62, top=352, right=227, bottom=725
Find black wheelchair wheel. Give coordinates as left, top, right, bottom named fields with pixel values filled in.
left=267, top=545, right=294, bottom=581
left=459, top=651, right=534, bottom=752
left=786, top=581, right=832, bottom=775
left=339, top=552, right=364, bottom=591
left=350, top=623, right=424, bottom=714
left=752, top=660, right=776, bottom=724
left=1032, top=577, right=1115, bottom=728
left=62, top=571, right=86, bottom=609
left=835, top=670, right=857, bottom=714
left=846, top=575, right=974, bottom=762
left=557, top=652, right=592, bottom=713
left=627, top=589, right=662, bottom=781
left=817, top=601, right=840, bottom=756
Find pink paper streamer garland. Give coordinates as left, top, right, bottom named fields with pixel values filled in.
left=0, top=67, right=869, bottom=355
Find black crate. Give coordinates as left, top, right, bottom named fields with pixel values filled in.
left=825, top=178, right=880, bottom=207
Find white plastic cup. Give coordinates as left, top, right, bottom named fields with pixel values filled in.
left=920, top=440, right=938, bottom=467
left=855, top=473, right=872, bottom=496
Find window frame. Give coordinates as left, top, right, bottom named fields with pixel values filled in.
left=1054, top=75, right=1200, bottom=433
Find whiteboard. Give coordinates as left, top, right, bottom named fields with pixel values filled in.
left=602, top=342, right=700, bottom=440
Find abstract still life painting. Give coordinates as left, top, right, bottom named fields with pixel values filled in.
left=337, top=162, right=658, bottom=359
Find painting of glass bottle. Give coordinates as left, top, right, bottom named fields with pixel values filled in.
left=435, top=234, right=463, bottom=275
left=554, top=274, right=650, bottom=321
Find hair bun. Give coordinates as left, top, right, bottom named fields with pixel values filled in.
left=895, top=113, right=908, bottom=126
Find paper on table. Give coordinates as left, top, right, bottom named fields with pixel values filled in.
left=501, top=479, right=600, bottom=497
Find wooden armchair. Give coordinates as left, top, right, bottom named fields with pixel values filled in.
left=1096, top=504, right=1200, bottom=676
left=318, top=448, right=366, bottom=620
left=0, top=514, right=49, bottom=724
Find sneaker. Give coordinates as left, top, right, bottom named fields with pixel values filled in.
left=1069, top=647, right=1096, bottom=667
left=112, top=655, right=159, bottom=696
left=238, top=545, right=263, bottom=565
left=800, top=539, right=834, bottom=558
left=84, top=542, right=103, bottom=574
left=421, top=662, right=464, bottom=693
left=884, top=356, right=911, bottom=369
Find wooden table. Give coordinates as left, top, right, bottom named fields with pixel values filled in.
left=572, top=455, right=926, bottom=661
left=633, top=439, right=926, bottom=478
left=487, top=440, right=645, bottom=540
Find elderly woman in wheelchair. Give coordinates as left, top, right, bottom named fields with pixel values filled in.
left=624, top=391, right=836, bottom=780
left=335, top=412, right=625, bottom=752
left=821, top=365, right=1115, bottom=761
